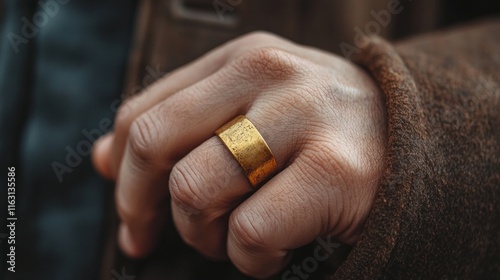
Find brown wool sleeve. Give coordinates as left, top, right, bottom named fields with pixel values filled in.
left=333, top=18, right=500, bottom=279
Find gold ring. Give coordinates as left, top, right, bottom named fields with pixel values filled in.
left=216, top=115, right=277, bottom=187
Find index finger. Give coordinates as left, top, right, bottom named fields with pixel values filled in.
left=93, top=32, right=296, bottom=180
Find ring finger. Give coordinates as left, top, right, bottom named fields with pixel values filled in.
left=169, top=103, right=303, bottom=259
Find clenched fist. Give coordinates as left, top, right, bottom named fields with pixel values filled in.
left=92, top=32, right=387, bottom=278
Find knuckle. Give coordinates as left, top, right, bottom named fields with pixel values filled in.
left=169, top=162, right=204, bottom=212
left=234, top=47, right=300, bottom=81
left=229, top=210, right=267, bottom=253
left=127, top=113, right=162, bottom=166
left=237, top=31, right=280, bottom=46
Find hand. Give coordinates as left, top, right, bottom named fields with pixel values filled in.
left=92, top=32, right=387, bottom=278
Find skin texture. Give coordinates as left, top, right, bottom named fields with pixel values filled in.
left=92, top=32, right=387, bottom=279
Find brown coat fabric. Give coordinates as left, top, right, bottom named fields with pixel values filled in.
left=338, top=18, right=500, bottom=279
left=101, top=1, right=500, bottom=279
left=122, top=0, right=445, bottom=97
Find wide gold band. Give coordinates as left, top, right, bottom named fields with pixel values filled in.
left=216, top=115, right=277, bottom=187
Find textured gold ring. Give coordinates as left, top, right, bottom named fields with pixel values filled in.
left=216, top=115, right=277, bottom=187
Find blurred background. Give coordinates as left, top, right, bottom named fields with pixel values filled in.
left=0, top=0, right=499, bottom=279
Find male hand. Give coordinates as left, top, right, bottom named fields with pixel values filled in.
left=92, top=32, right=387, bottom=278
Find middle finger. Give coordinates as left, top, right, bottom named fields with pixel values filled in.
left=169, top=108, right=297, bottom=259
left=115, top=48, right=302, bottom=257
